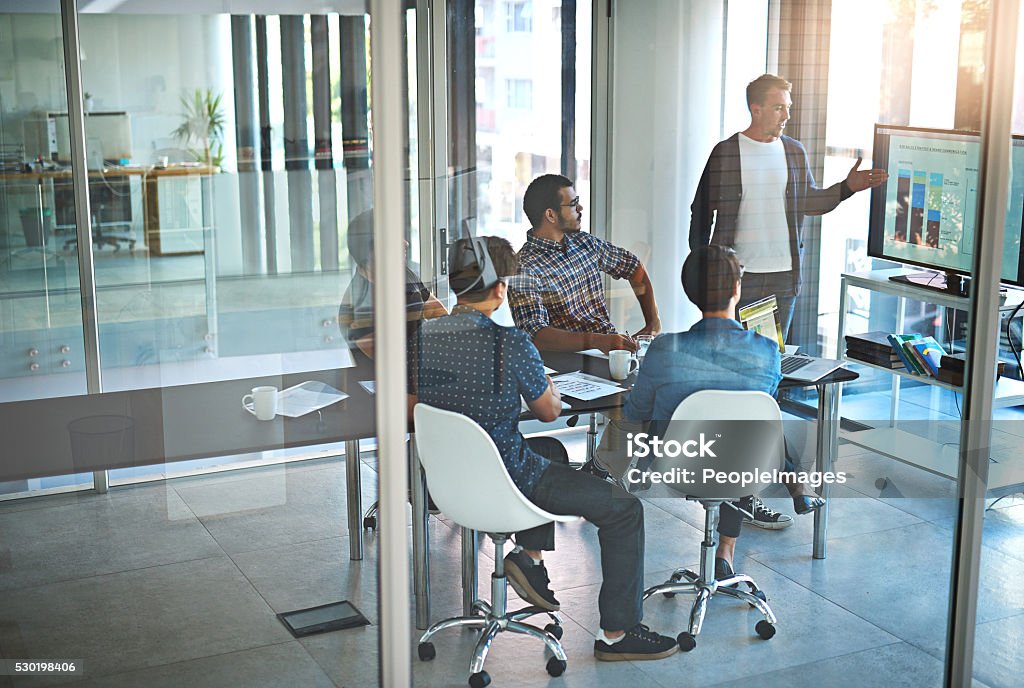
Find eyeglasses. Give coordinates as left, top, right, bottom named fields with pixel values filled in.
left=561, top=196, right=581, bottom=208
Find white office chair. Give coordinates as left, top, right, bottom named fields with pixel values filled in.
left=413, top=403, right=578, bottom=688
left=642, top=390, right=783, bottom=651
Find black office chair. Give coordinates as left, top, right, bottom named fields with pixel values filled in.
left=63, top=208, right=136, bottom=253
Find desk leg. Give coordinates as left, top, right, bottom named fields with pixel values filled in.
left=461, top=527, right=478, bottom=616
left=587, top=413, right=598, bottom=462
left=813, top=383, right=841, bottom=559
left=345, top=440, right=363, bottom=561
left=410, top=437, right=431, bottom=630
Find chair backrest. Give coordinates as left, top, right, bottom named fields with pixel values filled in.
left=413, top=404, right=575, bottom=533
left=657, top=390, right=784, bottom=500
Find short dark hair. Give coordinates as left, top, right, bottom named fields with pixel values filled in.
left=681, top=245, right=742, bottom=312
left=746, top=73, right=791, bottom=111
left=523, top=174, right=573, bottom=228
left=347, top=209, right=375, bottom=269
left=454, top=236, right=519, bottom=303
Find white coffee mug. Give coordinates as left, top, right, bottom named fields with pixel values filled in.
left=242, top=385, right=278, bottom=421
left=608, top=349, right=638, bottom=381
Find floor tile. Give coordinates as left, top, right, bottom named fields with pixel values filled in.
left=753, top=521, right=1024, bottom=649
left=174, top=460, right=379, bottom=555
left=0, top=557, right=291, bottom=686
left=556, top=558, right=895, bottom=686
left=0, top=484, right=220, bottom=592
left=67, top=641, right=334, bottom=688
left=708, top=641, right=952, bottom=688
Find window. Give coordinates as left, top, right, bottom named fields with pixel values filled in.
left=506, top=1, right=532, bottom=32
left=506, top=78, right=533, bottom=109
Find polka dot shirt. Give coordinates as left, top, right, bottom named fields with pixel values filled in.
left=417, top=307, right=552, bottom=497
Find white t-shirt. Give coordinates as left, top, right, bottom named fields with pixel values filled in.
left=733, top=134, right=793, bottom=273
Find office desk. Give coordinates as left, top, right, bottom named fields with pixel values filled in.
left=0, top=363, right=377, bottom=561
left=410, top=352, right=858, bottom=629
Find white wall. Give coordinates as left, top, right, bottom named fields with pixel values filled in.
left=608, top=0, right=727, bottom=334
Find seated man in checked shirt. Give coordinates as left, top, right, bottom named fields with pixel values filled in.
left=509, top=174, right=662, bottom=480
left=509, top=174, right=662, bottom=355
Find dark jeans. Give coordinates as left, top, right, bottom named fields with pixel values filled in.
left=717, top=501, right=744, bottom=538
left=739, top=270, right=806, bottom=480
left=516, top=460, right=645, bottom=632
left=739, top=270, right=798, bottom=342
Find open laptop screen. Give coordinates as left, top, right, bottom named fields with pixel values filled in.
left=737, top=295, right=785, bottom=353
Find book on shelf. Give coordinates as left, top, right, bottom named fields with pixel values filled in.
left=845, top=331, right=900, bottom=356
left=846, top=331, right=902, bottom=366
left=909, top=337, right=947, bottom=377
left=886, top=333, right=924, bottom=374
left=937, top=353, right=1007, bottom=387
left=845, top=348, right=904, bottom=368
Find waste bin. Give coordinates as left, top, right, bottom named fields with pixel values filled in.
left=19, top=207, right=53, bottom=247
left=68, top=415, right=135, bottom=471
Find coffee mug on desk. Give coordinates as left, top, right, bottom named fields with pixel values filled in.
left=242, top=386, right=278, bottom=421
left=608, top=350, right=638, bottom=381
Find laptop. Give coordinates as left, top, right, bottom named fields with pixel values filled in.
left=738, top=295, right=846, bottom=382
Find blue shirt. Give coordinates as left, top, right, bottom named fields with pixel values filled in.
left=623, top=317, right=782, bottom=435
left=417, top=307, right=552, bottom=497
left=509, top=230, right=639, bottom=338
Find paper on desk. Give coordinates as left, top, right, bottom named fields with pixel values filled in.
left=551, top=372, right=622, bottom=401
left=277, top=381, right=349, bottom=417
left=358, top=381, right=375, bottom=394
left=576, top=348, right=609, bottom=360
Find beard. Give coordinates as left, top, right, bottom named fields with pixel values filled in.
left=560, top=215, right=581, bottom=233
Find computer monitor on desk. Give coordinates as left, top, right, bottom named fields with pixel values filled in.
left=867, top=125, right=1024, bottom=296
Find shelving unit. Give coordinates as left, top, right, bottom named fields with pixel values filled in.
left=837, top=269, right=1024, bottom=495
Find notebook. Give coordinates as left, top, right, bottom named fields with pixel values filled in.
left=737, top=295, right=845, bottom=382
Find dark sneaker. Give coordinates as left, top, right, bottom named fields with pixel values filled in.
left=579, top=459, right=611, bottom=481
left=714, top=557, right=739, bottom=589
left=504, top=549, right=560, bottom=611
left=714, top=557, right=734, bottom=580
left=594, top=624, right=678, bottom=661
left=740, top=496, right=793, bottom=530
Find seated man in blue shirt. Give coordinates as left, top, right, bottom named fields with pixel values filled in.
left=417, top=236, right=678, bottom=662
left=622, top=244, right=782, bottom=578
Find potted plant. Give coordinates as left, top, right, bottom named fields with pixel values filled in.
left=171, top=88, right=225, bottom=169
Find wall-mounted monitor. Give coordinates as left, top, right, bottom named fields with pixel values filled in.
left=53, top=112, right=133, bottom=163
left=867, top=124, right=1024, bottom=293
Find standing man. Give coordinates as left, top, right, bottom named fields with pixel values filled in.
left=689, top=74, right=886, bottom=527
left=690, top=73, right=888, bottom=338
left=510, top=174, right=661, bottom=353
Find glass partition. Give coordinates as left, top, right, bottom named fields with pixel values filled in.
left=0, top=1, right=92, bottom=495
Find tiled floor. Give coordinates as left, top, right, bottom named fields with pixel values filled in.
left=1, top=436, right=1023, bottom=687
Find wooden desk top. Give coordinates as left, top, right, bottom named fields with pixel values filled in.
left=0, top=163, right=218, bottom=183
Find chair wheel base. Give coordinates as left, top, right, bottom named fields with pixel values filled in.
left=417, top=642, right=435, bottom=661
left=748, top=589, right=767, bottom=607
left=677, top=632, right=696, bottom=651
left=468, top=669, right=491, bottom=687
left=543, top=623, right=563, bottom=640
left=545, top=657, right=567, bottom=677
left=755, top=620, right=776, bottom=640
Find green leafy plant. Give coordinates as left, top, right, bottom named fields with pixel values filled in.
left=171, top=88, right=225, bottom=169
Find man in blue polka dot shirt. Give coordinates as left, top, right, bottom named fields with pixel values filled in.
left=417, top=237, right=678, bottom=662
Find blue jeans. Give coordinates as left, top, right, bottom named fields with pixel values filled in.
left=738, top=270, right=797, bottom=342
left=515, top=460, right=645, bottom=632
